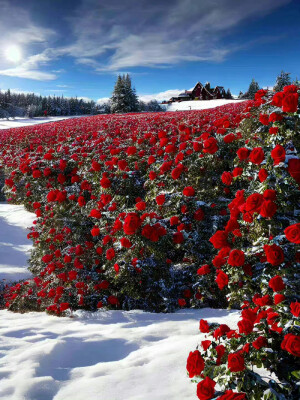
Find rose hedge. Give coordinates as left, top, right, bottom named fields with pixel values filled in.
left=0, top=102, right=253, bottom=313
left=187, top=86, right=300, bottom=399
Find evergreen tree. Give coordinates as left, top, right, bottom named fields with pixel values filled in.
left=243, top=79, right=260, bottom=99
left=292, top=77, right=300, bottom=86
left=111, top=74, right=139, bottom=113
left=225, top=89, right=233, bottom=99
left=274, top=71, right=291, bottom=92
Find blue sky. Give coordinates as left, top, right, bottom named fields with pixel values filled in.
left=0, top=0, right=299, bottom=102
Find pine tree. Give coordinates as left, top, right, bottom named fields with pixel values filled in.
left=124, top=74, right=139, bottom=112
left=111, top=74, right=139, bottom=113
left=243, top=79, right=260, bottom=99
left=225, top=89, right=233, bottom=99
left=292, top=77, right=300, bottom=86
left=274, top=71, right=291, bottom=92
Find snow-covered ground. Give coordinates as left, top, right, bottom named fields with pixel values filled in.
left=0, top=203, right=35, bottom=282
left=165, top=99, right=244, bottom=111
left=0, top=116, right=83, bottom=130
left=0, top=203, right=241, bottom=400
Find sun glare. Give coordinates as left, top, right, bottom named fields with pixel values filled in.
left=5, top=45, right=22, bottom=63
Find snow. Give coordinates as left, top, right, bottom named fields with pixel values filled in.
left=0, top=203, right=35, bottom=282
left=165, top=99, right=244, bottom=111
left=0, top=203, right=241, bottom=400
left=0, top=116, right=83, bottom=130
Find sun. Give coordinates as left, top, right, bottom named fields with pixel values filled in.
left=5, top=45, right=22, bottom=63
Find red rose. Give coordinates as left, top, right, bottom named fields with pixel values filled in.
left=252, top=336, right=268, bottom=350
left=283, top=84, right=298, bottom=94
left=136, top=201, right=146, bottom=211
left=170, top=216, right=180, bottom=226
left=60, top=302, right=70, bottom=312
left=284, top=223, right=300, bottom=244
left=228, top=352, right=245, bottom=372
left=269, top=126, right=278, bottom=135
left=259, top=114, right=269, bottom=125
left=281, top=334, right=300, bottom=357
left=213, top=344, right=225, bottom=364
left=201, top=340, right=211, bottom=351
left=91, top=226, right=100, bottom=237
left=196, top=376, right=216, bottom=400
left=209, top=230, right=230, bottom=249
left=120, top=237, right=132, bottom=248
left=238, top=319, right=254, bottom=335
left=107, top=295, right=119, bottom=305
left=216, top=270, right=229, bottom=290
left=260, top=200, right=277, bottom=218
left=271, top=91, right=284, bottom=107
left=100, top=177, right=111, bottom=188
left=186, top=350, right=205, bottom=378
left=282, top=93, right=298, bottom=113
left=258, top=168, right=268, bottom=182
left=245, top=193, right=264, bottom=213
left=183, top=186, right=195, bottom=197
left=249, top=147, right=264, bottom=165
left=197, top=264, right=211, bottom=275
left=194, top=209, right=205, bottom=221
left=203, top=137, right=218, bottom=154
left=232, top=167, right=243, bottom=177
left=171, top=167, right=182, bottom=180
left=290, top=302, right=300, bottom=317
left=199, top=319, right=210, bottom=333
left=237, top=147, right=250, bottom=161
left=264, top=244, right=284, bottom=266
left=271, top=144, right=285, bottom=165
left=123, top=213, right=140, bottom=235
left=173, top=232, right=184, bottom=244
left=287, top=158, right=300, bottom=184
left=89, top=209, right=102, bottom=219
left=263, top=189, right=276, bottom=201
left=106, top=247, right=115, bottom=260
left=274, top=293, right=285, bottom=304
left=228, top=249, right=245, bottom=267
left=178, top=298, right=186, bottom=307
left=269, top=275, right=285, bottom=292
left=217, top=390, right=246, bottom=399
left=156, top=194, right=165, bottom=206
left=221, top=172, right=233, bottom=186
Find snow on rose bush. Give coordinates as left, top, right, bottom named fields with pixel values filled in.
left=186, top=86, right=300, bottom=399
left=0, top=102, right=253, bottom=313
left=0, top=85, right=298, bottom=399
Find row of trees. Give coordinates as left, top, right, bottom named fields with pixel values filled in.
left=0, top=90, right=99, bottom=119
left=0, top=76, right=163, bottom=119
left=239, top=71, right=300, bottom=99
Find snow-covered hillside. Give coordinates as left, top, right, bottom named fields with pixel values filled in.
left=0, top=116, right=83, bottom=130
left=0, top=203, right=241, bottom=400
left=165, top=99, right=244, bottom=111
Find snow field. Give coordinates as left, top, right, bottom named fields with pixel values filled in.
left=0, top=202, right=241, bottom=400
left=165, top=99, right=244, bottom=111
left=0, top=116, right=83, bottom=130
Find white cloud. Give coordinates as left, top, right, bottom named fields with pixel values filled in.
left=63, top=0, right=291, bottom=71
left=0, top=0, right=292, bottom=81
left=97, top=89, right=187, bottom=104
left=96, top=97, right=110, bottom=105
left=138, top=89, right=185, bottom=103
left=0, top=0, right=57, bottom=80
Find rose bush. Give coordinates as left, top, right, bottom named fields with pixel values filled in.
left=0, top=101, right=252, bottom=314
left=187, top=86, right=300, bottom=399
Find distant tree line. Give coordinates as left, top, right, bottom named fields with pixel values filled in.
left=0, top=89, right=100, bottom=119
left=238, top=71, right=300, bottom=99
